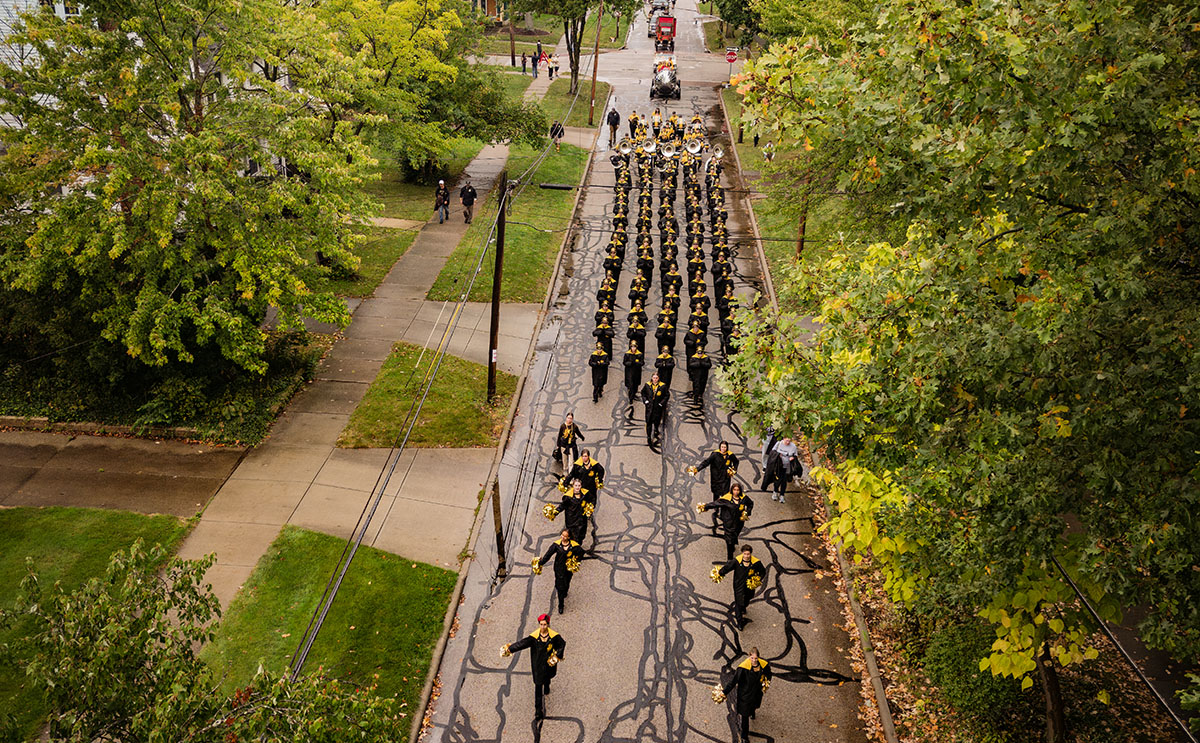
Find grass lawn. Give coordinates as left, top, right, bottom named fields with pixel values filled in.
left=539, top=77, right=612, bottom=128
left=202, top=526, right=457, bottom=728
left=495, top=70, right=535, bottom=100
left=477, top=13, right=562, bottom=56
left=582, top=9, right=631, bottom=50
left=364, top=137, right=485, bottom=222
left=0, top=507, right=189, bottom=740
left=426, top=142, right=589, bottom=303
left=304, top=227, right=416, bottom=299
left=703, top=19, right=740, bottom=54
left=338, top=341, right=517, bottom=449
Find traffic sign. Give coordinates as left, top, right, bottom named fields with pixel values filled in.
left=725, top=49, right=738, bottom=63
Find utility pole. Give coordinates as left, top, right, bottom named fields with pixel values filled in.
left=487, top=171, right=508, bottom=402
left=491, top=478, right=507, bottom=577
left=587, top=2, right=604, bottom=126
left=508, top=5, right=517, bottom=67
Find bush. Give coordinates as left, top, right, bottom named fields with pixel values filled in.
left=923, top=618, right=1023, bottom=727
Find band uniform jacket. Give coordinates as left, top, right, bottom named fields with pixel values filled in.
left=624, top=348, right=644, bottom=391
left=696, top=450, right=739, bottom=496
left=653, top=351, right=676, bottom=385
left=555, top=488, right=589, bottom=541
left=541, top=539, right=584, bottom=582
left=508, top=629, right=566, bottom=686
left=722, top=656, right=771, bottom=715
left=719, top=555, right=767, bottom=606
left=556, top=422, right=584, bottom=450
left=640, top=379, right=670, bottom=423
left=705, top=492, right=755, bottom=536
left=688, top=351, right=712, bottom=395
left=562, top=458, right=605, bottom=505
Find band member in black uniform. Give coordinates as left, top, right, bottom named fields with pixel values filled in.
left=714, top=544, right=767, bottom=630
left=548, top=478, right=590, bottom=543
left=654, top=346, right=676, bottom=386
left=561, top=449, right=605, bottom=502
left=687, top=304, right=709, bottom=334
left=594, top=317, right=615, bottom=357
left=595, top=300, right=614, bottom=327
left=503, top=614, right=566, bottom=720
left=597, top=275, right=616, bottom=306
left=683, top=319, right=706, bottom=358
left=627, top=300, right=648, bottom=328
left=715, top=646, right=772, bottom=742
left=655, top=316, right=677, bottom=355
left=603, top=246, right=623, bottom=277
left=534, top=528, right=584, bottom=613
left=627, top=317, right=647, bottom=354
left=623, top=340, right=644, bottom=397
left=663, top=285, right=682, bottom=313
left=554, top=412, right=584, bottom=468
left=690, top=441, right=739, bottom=529
left=687, top=348, right=712, bottom=399
left=640, top=372, right=670, bottom=445
left=628, top=268, right=650, bottom=305
left=589, top=341, right=609, bottom=402
left=698, top=483, right=754, bottom=560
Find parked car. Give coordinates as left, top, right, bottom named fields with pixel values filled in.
left=647, top=9, right=660, bottom=36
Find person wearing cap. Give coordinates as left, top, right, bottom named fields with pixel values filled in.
left=716, top=646, right=771, bottom=743
left=433, top=180, right=450, bottom=223
left=502, top=614, right=566, bottom=719
left=534, top=528, right=585, bottom=613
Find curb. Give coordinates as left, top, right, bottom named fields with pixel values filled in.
left=0, top=415, right=201, bottom=441
left=716, top=88, right=897, bottom=743
left=408, top=124, right=601, bottom=743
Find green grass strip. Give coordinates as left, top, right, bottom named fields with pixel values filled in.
left=426, top=142, right=589, bottom=303
left=202, top=526, right=457, bottom=732
left=539, top=77, right=612, bottom=128
left=338, top=341, right=517, bottom=449
left=0, top=507, right=189, bottom=739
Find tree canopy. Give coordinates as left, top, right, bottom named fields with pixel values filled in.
left=0, top=541, right=407, bottom=741
left=723, top=0, right=1199, bottom=734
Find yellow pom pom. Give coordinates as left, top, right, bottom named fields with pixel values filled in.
left=566, top=555, right=581, bottom=573
left=710, top=566, right=723, bottom=584
left=696, top=503, right=707, bottom=514
left=543, top=503, right=558, bottom=520
left=746, top=574, right=762, bottom=591
left=531, top=558, right=542, bottom=576
left=583, top=502, right=595, bottom=517
left=760, top=676, right=771, bottom=692
left=500, top=644, right=512, bottom=658
left=710, top=685, right=726, bottom=703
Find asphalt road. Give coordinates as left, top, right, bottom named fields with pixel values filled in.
left=424, top=4, right=870, bottom=742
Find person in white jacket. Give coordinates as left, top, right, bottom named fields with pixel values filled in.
left=762, top=436, right=801, bottom=504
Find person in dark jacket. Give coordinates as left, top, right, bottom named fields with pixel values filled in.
left=716, top=646, right=772, bottom=742
left=683, top=319, right=706, bottom=357
left=687, top=348, right=712, bottom=399
left=606, top=107, right=621, bottom=147
left=691, top=441, right=739, bottom=529
left=623, top=340, right=644, bottom=397
left=593, top=318, right=615, bottom=357
left=762, top=436, right=802, bottom=504
left=433, top=180, right=450, bottom=223
left=503, top=614, right=566, bottom=720
left=554, top=412, right=584, bottom=469
left=640, top=372, right=669, bottom=445
left=595, top=300, right=614, bottom=327
left=627, top=318, right=647, bottom=354
left=589, top=341, right=610, bottom=402
left=715, top=544, right=767, bottom=630
left=548, top=478, right=590, bottom=544
left=699, top=483, right=754, bottom=560
left=655, top=317, right=677, bottom=355
left=459, top=179, right=477, bottom=223
left=550, top=119, right=565, bottom=152
left=534, top=528, right=584, bottom=613
left=561, top=449, right=605, bottom=505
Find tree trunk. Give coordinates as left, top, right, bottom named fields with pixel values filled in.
left=1037, top=645, right=1067, bottom=743
left=565, top=17, right=585, bottom=95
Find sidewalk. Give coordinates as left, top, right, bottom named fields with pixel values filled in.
left=177, top=62, right=567, bottom=606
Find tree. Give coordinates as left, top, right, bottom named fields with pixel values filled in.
left=513, top=0, right=637, bottom=95
left=724, top=1, right=1200, bottom=738
left=0, top=541, right=407, bottom=741
left=712, top=0, right=759, bottom=45
left=749, top=0, right=871, bottom=42
left=0, top=0, right=375, bottom=376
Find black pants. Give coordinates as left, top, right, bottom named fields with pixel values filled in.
left=645, top=413, right=663, bottom=442
left=592, top=367, right=607, bottom=400
left=555, top=573, right=572, bottom=611
left=737, top=709, right=751, bottom=742
left=721, top=529, right=740, bottom=562
left=733, top=590, right=751, bottom=628
left=535, top=679, right=551, bottom=718
left=691, top=372, right=708, bottom=398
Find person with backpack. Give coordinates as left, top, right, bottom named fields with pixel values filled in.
left=549, top=119, right=565, bottom=152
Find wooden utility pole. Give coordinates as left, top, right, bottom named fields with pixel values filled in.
left=796, top=196, right=809, bottom=260
left=587, top=2, right=604, bottom=126
left=491, top=478, right=507, bottom=577
left=508, top=6, right=517, bottom=67
left=487, top=171, right=509, bottom=401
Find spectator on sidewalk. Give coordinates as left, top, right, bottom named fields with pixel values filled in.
left=433, top=179, right=450, bottom=224
left=549, top=119, right=565, bottom=152
left=606, top=107, right=621, bottom=147
left=536, top=40, right=543, bottom=62
left=532, top=51, right=539, bottom=79
left=459, top=179, right=477, bottom=223
left=521, top=51, right=528, bottom=74
left=548, top=52, right=556, bottom=80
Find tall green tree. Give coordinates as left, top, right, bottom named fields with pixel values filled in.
left=0, top=541, right=407, bottom=741
left=513, top=0, right=637, bottom=95
left=725, top=1, right=1200, bottom=738
left=0, top=0, right=375, bottom=375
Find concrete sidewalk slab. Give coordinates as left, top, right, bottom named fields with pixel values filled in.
left=7, top=469, right=222, bottom=516
left=228, top=443, right=332, bottom=483
left=199, top=480, right=309, bottom=525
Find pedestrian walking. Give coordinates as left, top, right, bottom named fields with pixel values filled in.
left=533, top=529, right=584, bottom=613
left=713, top=646, right=772, bottom=743
left=762, top=436, right=802, bottom=504
left=640, top=372, right=669, bottom=445
left=589, top=341, right=610, bottom=402
left=698, top=482, right=754, bottom=561
left=532, top=51, right=539, bottom=79
left=712, top=544, right=767, bottom=630
left=536, top=40, right=543, bottom=62
left=459, top=179, right=477, bottom=224
left=433, top=179, right=450, bottom=223
left=623, top=340, right=644, bottom=397
left=521, top=51, right=528, bottom=74
left=554, top=412, right=584, bottom=469
left=606, top=107, right=622, bottom=147
left=502, top=614, right=566, bottom=720
left=550, top=119, right=565, bottom=152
